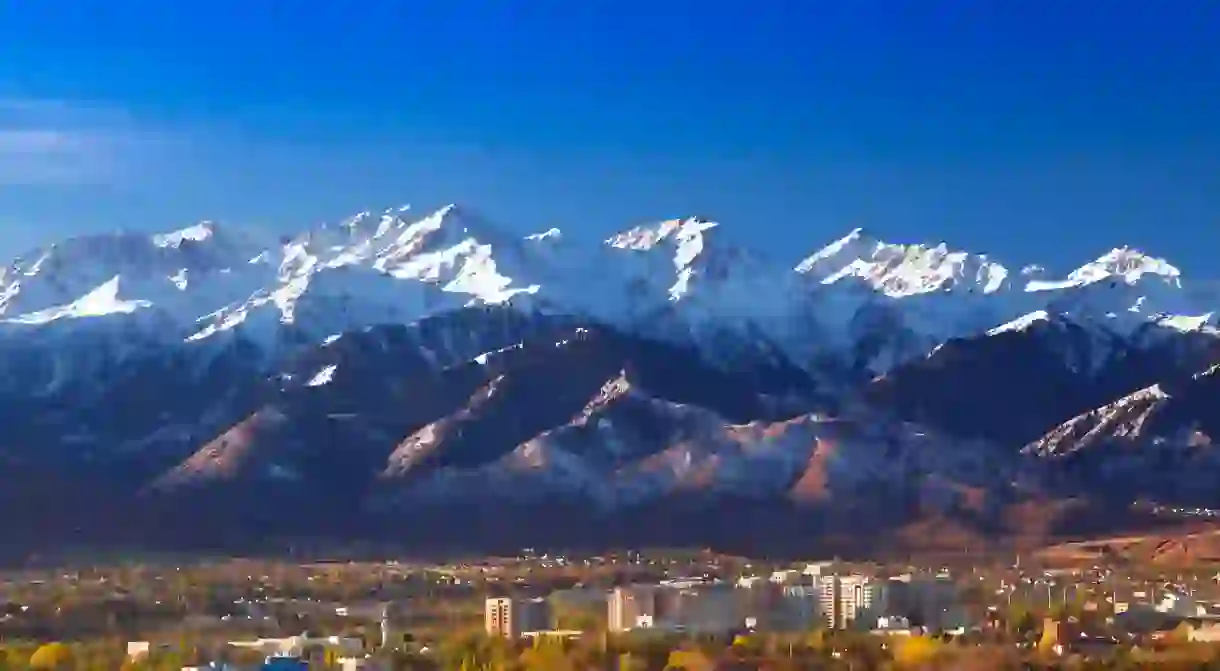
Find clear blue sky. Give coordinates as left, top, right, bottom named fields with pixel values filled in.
left=0, top=1, right=1217, bottom=273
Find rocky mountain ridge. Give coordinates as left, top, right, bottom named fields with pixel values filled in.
left=2, top=203, right=1219, bottom=554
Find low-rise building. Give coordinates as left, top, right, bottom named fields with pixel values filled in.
left=803, top=562, right=835, bottom=578
left=125, top=641, right=151, bottom=660
left=769, top=570, right=800, bottom=585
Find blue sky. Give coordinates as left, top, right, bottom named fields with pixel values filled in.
left=0, top=1, right=1217, bottom=273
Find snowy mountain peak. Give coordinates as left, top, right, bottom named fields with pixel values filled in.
left=152, top=222, right=220, bottom=248
left=795, top=227, right=881, bottom=276
left=401, top=203, right=470, bottom=239
left=606, top=217, right=719, bottom=253
left=797, top=229, right=1009, bottom=297
left=0, top=220, right=273, bottom=319
left=371, top=204, right=529, bottom=271
left=1067, top=247, right=1181, bottom=287
left=601, top=217, right=778, bottom=306
left=605, top=217, right=730, bottom=293
left=3, top=203, right=1215, bottom=389
left=4, top=275, right=152, bottom=325
left=189, top=203, right=550, bottom=342
left=526, top=228, right=562, bottom=242
left=987, top=309, right=1052, bottom=336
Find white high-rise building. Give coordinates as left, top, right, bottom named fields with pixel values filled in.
left=608, top=585, right=659, bottom=633
left=818, top=575, right=885, bottom=629
left=485, top=597, right=550, bottom=638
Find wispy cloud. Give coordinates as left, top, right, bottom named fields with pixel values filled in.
left=0, top=98, right=163, bottom=186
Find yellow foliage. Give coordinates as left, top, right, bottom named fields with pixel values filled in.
left=804, top=629, right=827, bottom=650
left=1168, top=621, right=1195, bottom=644
left=28, top=642, right=73, bottom=670
left=519, top=643, right=575, bottom=671
left=892, top=635, right=941, bottom=668
left=1037, top=620, right=1060, bottom=652
left=665, top=649, right=715, bottom=671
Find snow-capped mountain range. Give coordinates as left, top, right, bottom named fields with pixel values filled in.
left=2, top=203, right=1219, bottom=554
left=2, top=204, right=1214, bottom=368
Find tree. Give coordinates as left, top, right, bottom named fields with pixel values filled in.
left=1005, top=603, right=1039, bottom=637
left=519, top=640, right=574, bottom=671
left=1166, top=621, right=1196, bottom=645
left=892, top=635, right=942, bottom=668
left=28, top=643, right=72, bottom=670
left=664, top=649, right=714, bottom=671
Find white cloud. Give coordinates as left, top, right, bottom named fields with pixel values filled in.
left=0, top=98, right=159, bottom=186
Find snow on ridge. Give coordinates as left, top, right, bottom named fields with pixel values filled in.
left=371, top=203, right=543, bottom=303
left=599, top=216, right=796, bottom=316
left=987, top=310, right=1051, bottom=336
left=152, top=222, right=217, bottom=248
left=796, top=229, right=1011, bottom=298
left=797, top=230, right=1187, bottom=301
left=1028, top=247, right=1182, bottom=292
left=605, top=217, right=719, bottom=256
left=186, top=204, right=549, bottom=343
left=794, top=227, right=876, bottom=274
left=526, top=228, right=561, bottom=241
left=1157, top=313, right=1217, bottom=333
left=4, top=276, right=151, bottom=324
left=1069, top=247, right=1181, bottom=286
left=1, top=202, right=1215, bottom=384
left=306, top=364, right=337, bottom=387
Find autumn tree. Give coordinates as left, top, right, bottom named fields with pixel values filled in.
left=891, top=635, right=942, bottom=668
left=664, top=648, right=715, bottom=671
left=27, top=643, right=72, bottom=671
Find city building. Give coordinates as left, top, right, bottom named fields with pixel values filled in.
left=803, top=561, right=836, bottom=578
left=608, top=585, right=660, bottom=633
left=769, top=570, right=800, bottom=585
left=485, top=597, right=550, bottom=638
left=818, top=574, right=885, bottom=629
left=380, top=603, right=392, bottom=649
left=873, top=615, right=913, bottom=634
left=125, top=642, right=152, bottom=660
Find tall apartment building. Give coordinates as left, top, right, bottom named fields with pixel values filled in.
left=485, top=597, right=550, bottom=638
left=818, top=575, right=885, bottom=629
left=608, top=585, right=659, bottom=633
